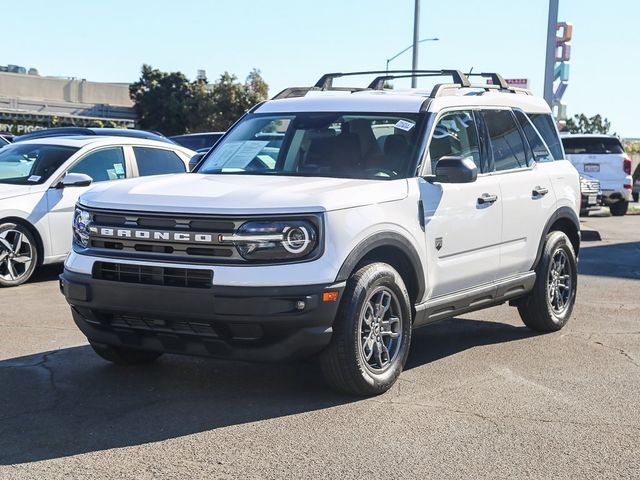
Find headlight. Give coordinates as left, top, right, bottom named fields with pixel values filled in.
left=73, top=207, right=91, bottom=247
left=220, top=220, right=318, bottom=261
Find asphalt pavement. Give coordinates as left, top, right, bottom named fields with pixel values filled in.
left=1, top=213, right=639, bottom=479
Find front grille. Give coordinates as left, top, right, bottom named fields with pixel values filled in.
left=85, top=209, right=244, bottom=262
left=581, top=179, right=600, bottom=194
left=93, top=261, right=213, bottom=289
left=106, top=312, right=221, bottom=338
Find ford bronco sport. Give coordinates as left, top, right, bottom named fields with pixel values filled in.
left=60, top=70, right=581, bottom=396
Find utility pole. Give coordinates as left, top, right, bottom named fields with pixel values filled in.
left=411, top=0, right=420, bottom=87
left=543, top=0, right=559, bottom=106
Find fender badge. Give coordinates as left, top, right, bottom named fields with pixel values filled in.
left=435, top=237, right=443, bottom=251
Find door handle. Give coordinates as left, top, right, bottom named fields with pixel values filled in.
left=532, top=186, right=549, bottom=197
left=477, top=193, right=498, bottom=205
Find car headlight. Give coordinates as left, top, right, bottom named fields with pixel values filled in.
left=73, top=207, right=91, bottom=247
left=220, top=219, right=318, bottom=261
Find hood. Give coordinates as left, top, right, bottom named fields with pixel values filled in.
left=0, top=183, right=39, bottom=201
left=80, top=173, right=409, bottom=214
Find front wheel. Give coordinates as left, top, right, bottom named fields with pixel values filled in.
left=320, top=262, right=412, bottom=396
left=0, top=222, right=38, bottom=287
left=518, top=231, right=577, bottom=332
left=610, top=200, right=628, bottom=216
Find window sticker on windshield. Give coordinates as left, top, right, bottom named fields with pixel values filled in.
left=114, top=163, right=125, bottom=175
left=27, top=175, right=41, bottom=182
left=208, top=141, right=269, bottom=170
left=394, top=120, right=415, bottom=132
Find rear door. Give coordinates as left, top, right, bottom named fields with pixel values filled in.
left=480, top=109, right=555, bottom=277
left=561, top=136, right=625, bottom=192
left=420, top=109, right=503, bottom=297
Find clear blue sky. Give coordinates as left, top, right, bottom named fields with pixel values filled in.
left=6, top=0, right=640, bottom=136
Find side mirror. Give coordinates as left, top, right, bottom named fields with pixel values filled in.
left=189, top=152, right=205, bottom=172
left=56, top=172, right=93, bottom=188
left=432, top=156, right=478, bottom=183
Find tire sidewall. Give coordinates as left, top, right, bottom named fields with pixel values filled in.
left=342, top=263, right=412, bottom=391
left=538, top=231, right=577, bottom=327
left=0, top=222, right=38, bottom=287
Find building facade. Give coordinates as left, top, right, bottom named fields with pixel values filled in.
left=0, top=67, right=136, bottom=134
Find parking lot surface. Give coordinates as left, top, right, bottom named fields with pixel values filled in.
left=1, top=214, right=639, bottom=479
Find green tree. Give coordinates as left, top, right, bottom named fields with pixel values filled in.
left=130, top=66, right=269, bottom=135
left=129, top=65, right=195, bottom=136
left=565, top=114, right=611, bottom=134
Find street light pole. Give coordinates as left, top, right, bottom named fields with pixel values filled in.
left=412, top=0, right=421, bottom=87
left=386, top=38, right=439, bottom=74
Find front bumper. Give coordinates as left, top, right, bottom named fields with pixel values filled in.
left=60, top=269, right=344, bottom=362
left=580, top=192, right=602, bottom=211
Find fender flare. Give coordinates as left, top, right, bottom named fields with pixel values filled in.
left=335, top=231, right=426, bottom=302
left=531, top=206, right=580, bottom=270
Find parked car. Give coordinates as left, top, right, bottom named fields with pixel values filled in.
left=0, top=136, right=194, bottom=286
left=561, top=134, right=633, bottom=216
left=14, top=127, right=175, bottom=145
left=169, top=132, right=225, bottom=151
left=579, top=174, right=602, bottom=215
left=0, top=133, right=14, bottom=145
left=60, top=69, right=581, bottom=396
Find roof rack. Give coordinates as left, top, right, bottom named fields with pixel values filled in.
left=271, top=70, right=527, bottom=100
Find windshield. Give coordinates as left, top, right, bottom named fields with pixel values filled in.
left=0, top=143, right=79, bottom=185
left=197, top=113, right=426, bottom=179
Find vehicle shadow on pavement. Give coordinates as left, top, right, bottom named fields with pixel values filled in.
left=0, top=317, right=536, bottom=464
left=578, top=241, right=640, bottom=280
left=406, top=317, right=538, bottom=369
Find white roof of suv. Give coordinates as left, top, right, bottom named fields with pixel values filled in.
left=14, top=136, right=195, bottom=155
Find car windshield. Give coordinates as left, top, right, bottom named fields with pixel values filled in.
left=197, top=113, right=426, bottom=180
left=0, top=143, right=79, bottom=185
left=562, top=137, right=624, bottom=154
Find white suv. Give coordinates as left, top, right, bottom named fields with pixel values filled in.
left=561, top=134, right=633, bottom=216
left=60, top=71, right=581, bottom=396
left=0, top=136, right=194, bottom=286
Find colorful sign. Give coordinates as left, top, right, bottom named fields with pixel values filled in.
left=553, top=22, right=572, bottom=121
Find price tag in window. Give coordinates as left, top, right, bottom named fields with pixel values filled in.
left=114, top=163, right=125, bottom=175
left=394, top=120, right=415, bottom=132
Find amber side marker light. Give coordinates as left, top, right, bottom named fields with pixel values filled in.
left=322, top=291, right=339, bottom=302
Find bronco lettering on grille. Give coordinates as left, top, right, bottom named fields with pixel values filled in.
left=89, top=226, right=216, bottom=243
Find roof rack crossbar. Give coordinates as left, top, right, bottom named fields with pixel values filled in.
left=366, top=72, right=470, bottom=90
left=466, top=72, right=510, bottom=90
left=314, top=70, right=471, bottom=90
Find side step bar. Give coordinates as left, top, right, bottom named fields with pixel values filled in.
left=413, top=271, right=536, bottom=327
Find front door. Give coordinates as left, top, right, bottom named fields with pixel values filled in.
left=420, top=110, right=503, bottom=298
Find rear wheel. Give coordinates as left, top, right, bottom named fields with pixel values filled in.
left=610, top=201, right=628, bottom=216
left=518, top=231, right=577, bottom=332
left=90, top=342, right=162, bottom=365
left=633, top=192, right=639, bottom=203
left=320, top=262, right=412, bottom=396
left=0, top=222, right=38, bottom=287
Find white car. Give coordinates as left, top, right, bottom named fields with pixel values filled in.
left=60, top=70, right=580, bottom=396
left=561, top=134, right=633, bottom=216
left=0, top=136, right=194, bottom=286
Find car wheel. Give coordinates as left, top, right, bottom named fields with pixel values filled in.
left=610, top=201, right=628, bottom=216
left=518, top=231, right=577, bottom=332
left=90, top=342, right=162, bottom=365
left=320, top=262, right=412, bottom=396
left=579, top=209, right=589, bottom=217
left=0, top=222, right=38, bottom=287
left=632, top=192, right=638, bottom=203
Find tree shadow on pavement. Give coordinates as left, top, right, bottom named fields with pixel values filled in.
left=0, top=317, right=537, bottom=464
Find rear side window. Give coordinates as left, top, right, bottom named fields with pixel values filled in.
left=133, top=147, right=186, bottom=176
left=482, top=110, right=528, bottom=171
left=529, top=113, right=564, bottom=160
left=429, top=111, right=482, bottom=172
left=561, top=137, right=624, bottom=155
left=513, top=110, right=554, bottom=164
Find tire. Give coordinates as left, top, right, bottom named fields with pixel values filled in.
left=579, top=209, right=588, bottom=217
left=633, top=192, right=639, bottom=203
left=610, top=201, right=628, bottom=216
left=518, top=231, right=577, bottom=332
left=0, top=222, right=38, bottom=287
left=90, top=342, right=162, bottom=365
left=320, top=262, right=412, bottom=396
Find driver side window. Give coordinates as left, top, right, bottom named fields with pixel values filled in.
left=429, top=111, right=481, bottom=173
left=69, top=147, right=127, bottom=182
